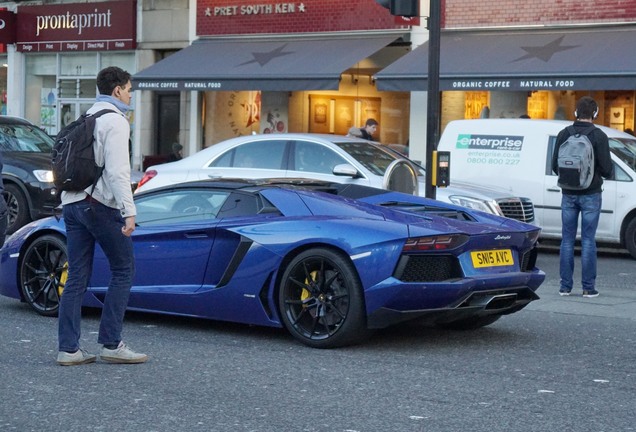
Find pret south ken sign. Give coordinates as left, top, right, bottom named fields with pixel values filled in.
left=16, top=0, right=136, bottom=52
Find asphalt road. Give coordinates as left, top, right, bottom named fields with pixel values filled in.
left=0, top=248, right=634, bottom=432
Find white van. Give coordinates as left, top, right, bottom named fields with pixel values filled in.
left=438, top=119, right=636, bottom=258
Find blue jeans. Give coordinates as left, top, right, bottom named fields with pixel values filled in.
left=559, top=193, right=602, bottom=292
left=58, top=199, right=134, bottom=352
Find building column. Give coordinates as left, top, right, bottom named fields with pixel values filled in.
left=188, top=91, right=201, bottom=155
left=6, top=45, right=24, bottom=118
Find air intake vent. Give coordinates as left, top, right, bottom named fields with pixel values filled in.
left=394, top=255, right=463, bottom=282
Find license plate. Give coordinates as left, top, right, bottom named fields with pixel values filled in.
left=471, top=249, right=514, bottom=268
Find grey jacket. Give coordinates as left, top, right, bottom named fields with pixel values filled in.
left=61, top=101, right=136, bottom=218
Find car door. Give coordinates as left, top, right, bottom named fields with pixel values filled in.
left=89, top=188, right=226, bottom=313
left=200, top=139, right=289, bottom=180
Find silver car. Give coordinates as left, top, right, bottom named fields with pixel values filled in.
left=136, top=134, right=534, bottom=222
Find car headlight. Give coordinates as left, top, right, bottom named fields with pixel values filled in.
left=448, top=195, right=504, bottom=216
left=33, top=170, right=55, bottom=183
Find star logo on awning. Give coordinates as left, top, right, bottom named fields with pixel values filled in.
left=237, top=44, right=294, bottom=67
left=512, top=36, right=579, bottom=63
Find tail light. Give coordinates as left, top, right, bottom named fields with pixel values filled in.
left=403, top=234, right=469, bottom=252
left=525, top=229, right=541, bottom=245
left=136, top=170, right=157, bottom=190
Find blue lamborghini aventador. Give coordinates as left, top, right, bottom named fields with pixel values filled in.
left=0, top=179, right=545, bottom=348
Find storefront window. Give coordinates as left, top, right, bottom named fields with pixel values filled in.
left=23, top=52, right=134, bottom=134
left=25, top=54, right=57, bottom=133
left=60, top=53, right=97, bottom=77
left=58, top=78, right=97, bottom=99
left=101, top=53, right=135, bottom=73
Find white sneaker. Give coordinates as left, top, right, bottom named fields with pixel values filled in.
left=57, top=348, right=96, bottom=366
left=100, top=341, right=148, bottom=364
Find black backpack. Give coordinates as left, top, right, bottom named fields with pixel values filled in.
left=51, top=109, right=115, bottom=193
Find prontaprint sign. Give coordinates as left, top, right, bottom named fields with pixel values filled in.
left=16, top=0, right=136, bottom=52
left=35, top=9, right=112, bottom=36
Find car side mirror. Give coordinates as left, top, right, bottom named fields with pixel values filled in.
left=332, top=163, right=359, bottom=178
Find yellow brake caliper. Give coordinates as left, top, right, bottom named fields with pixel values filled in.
left=57, top=262, right=68, bottom=297
left=301, top=270, right=318, bottom=304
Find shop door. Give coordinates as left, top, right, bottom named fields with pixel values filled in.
left=156, top=93, right=180, bottom=156
left=59, top=101, right=94, bottom=129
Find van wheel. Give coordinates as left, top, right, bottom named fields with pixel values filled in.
left=625, top=218, right=636, bottom=259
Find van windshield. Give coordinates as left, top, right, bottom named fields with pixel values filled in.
left=609, top=138, right=636, bottom=171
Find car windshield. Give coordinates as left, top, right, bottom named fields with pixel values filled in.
left=334, top=141, right=424, bottom=176
left=0, top=124, right=54, bottom=153
left=610, top=137, right=636, bottom=171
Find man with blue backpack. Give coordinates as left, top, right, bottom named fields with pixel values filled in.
left=551, top=96, right=613, bottom=298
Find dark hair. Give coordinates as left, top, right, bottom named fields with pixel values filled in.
left=575, top=96, right=598, bottom=120
left=365, top=118, right=378, bottom=127
left=96, top=66, right=131, bottom=95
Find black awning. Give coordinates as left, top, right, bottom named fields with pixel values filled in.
left=375, top=26, right=636, bottom=91
left=133, top=35, right=397, bottom=92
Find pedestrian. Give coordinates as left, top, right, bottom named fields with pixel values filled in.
left=551, top=96, right=613, bottom=298
left=346, top=126, right=363, bottom=138
left=167, top=142, right=183, bottom=162
left=57, top=66, right=148, bottom=366
left=359, top=118, right=379, bottom=141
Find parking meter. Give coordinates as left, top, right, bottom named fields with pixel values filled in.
left=432, top=150, right=450, bottom=187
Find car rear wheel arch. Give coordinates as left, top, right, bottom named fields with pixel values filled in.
left=274, top=243, right=360, bottom=300
left=276, top=245, right=371, bottom=348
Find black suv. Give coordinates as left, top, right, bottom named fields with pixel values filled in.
left=0, top=116, right=59, bottom=234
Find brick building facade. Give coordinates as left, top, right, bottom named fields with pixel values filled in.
left=444, top=0, right=636, bottom=27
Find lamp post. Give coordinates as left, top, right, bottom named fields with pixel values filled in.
left=376, top=0, right=440, bottom=198
left=425, top=0, right=441, bottom=200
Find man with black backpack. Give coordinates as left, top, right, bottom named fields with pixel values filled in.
left=551, top=96, right=613, bottom=299
left=56, top=66, right=147, bottom=366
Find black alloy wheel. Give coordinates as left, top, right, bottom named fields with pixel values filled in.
left=19, top=234, right=67, bottom=317
left=3, top=183, right=31, bottom=234
left=278, top=248, right=370, bottom=348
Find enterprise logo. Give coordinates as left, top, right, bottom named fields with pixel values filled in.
left=494, top=235, right=511, bottom=240
left=456, top=134, right=524, bottom=151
